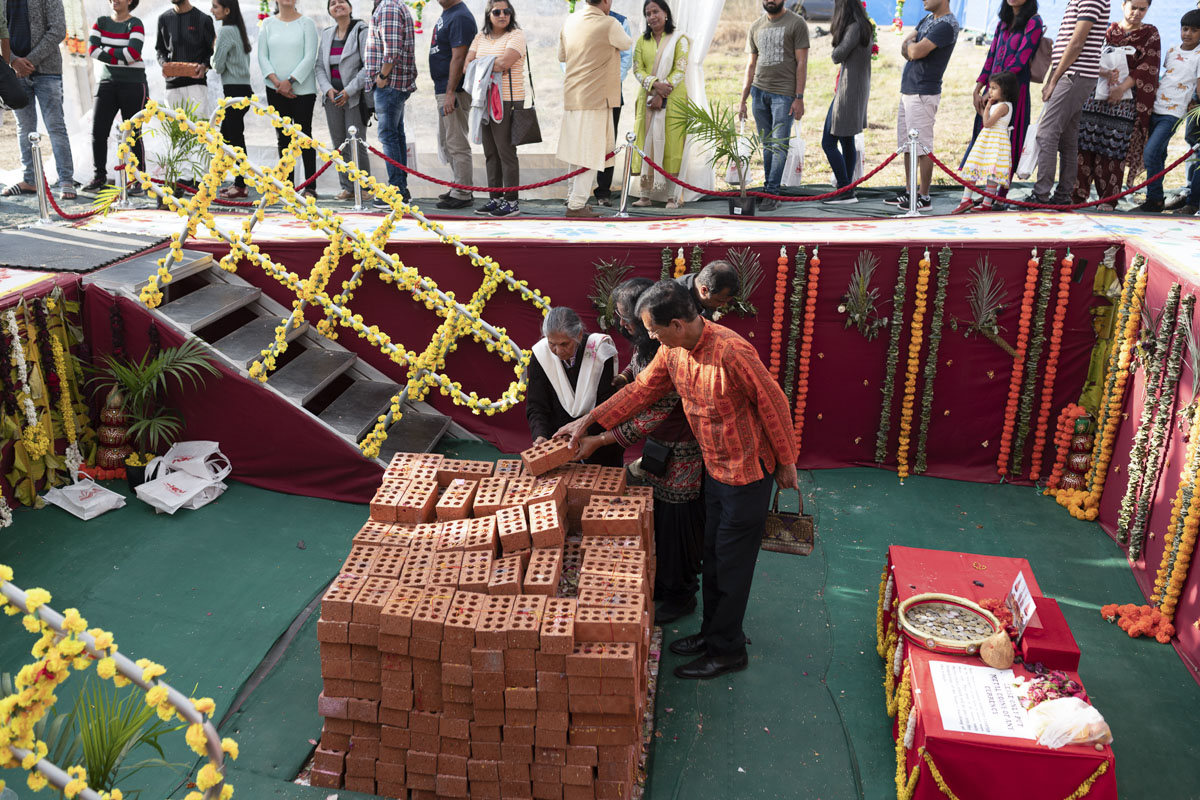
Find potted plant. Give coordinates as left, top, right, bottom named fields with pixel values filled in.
left=682, top=99, right=774, bottom=217
left=89, top=337, right=220, bottom=487
left=148, top=99, right=212, bottom=203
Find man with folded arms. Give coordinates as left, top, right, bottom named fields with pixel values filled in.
left=558, top=279, right=799, bottom=680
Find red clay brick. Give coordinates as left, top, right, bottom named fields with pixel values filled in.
left=396, top=479, right=438, bottom=524
left=474, top=476, right=508, bottom=517
left=488, top=554, right=523, bottom=595
left=321, top=573, right=366, bottom=622
left=370, top=480, right=408, bottom=522
left=522, top=548, right=563, bottom=596
left=496, top=505, right=532, bottom=553
left=468, top=758, right=500, bottom=782
left=507, top=595, right=548, bottom=649
left=474, top=596, right=514, bottom=648
left=505, top=686, right=537, bottom=710
left=540, top=597, right=576, bottom=655
left=316, top=617, right=349, bottom=643
left=312, top=745, right=344, bottom=773
left=505, top=707, right=537, bottom=727
left=500, top=746, right=533, bottom=770
left=438, top=752, right=468, bottom=776
left=407, top=750, right=437, bottom=775
left=458, top=551, right=494, bottom=594
left=309, top=768, right=341, bottom=789
left=437, top=458, right=495, bottom=485
left=500, top=476, right=537, bottom=509
left=376, top=761, right=405, bottom=784
left=528, top=499, right=565, bottom=549
left=412, top=591, right=454, bottom=640
left=521, top=438, right=575, bottom=476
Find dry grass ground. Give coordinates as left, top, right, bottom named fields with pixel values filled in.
left=709, top=0, right=1193, bottom=196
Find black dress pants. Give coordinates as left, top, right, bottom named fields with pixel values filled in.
left=699, top=468, right=774, bottom=656
left=266, top=88, right=317, bottom=190
left=92, top=80, right=147, bottom=179
left=221, top=83, right=252, bottom=188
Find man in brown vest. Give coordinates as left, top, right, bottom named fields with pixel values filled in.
left=557, top=0, right=632, bottom=217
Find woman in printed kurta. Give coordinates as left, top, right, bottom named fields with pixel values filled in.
left=1072, top=1, right=1160, bottom=207
left=966, top=1, right=1043, bottom=174
left=631, top=0, right=689, bottom=208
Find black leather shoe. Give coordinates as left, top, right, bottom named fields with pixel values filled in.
left=436, top=196, right=474, bottom=210
left=673, top=652, right=748, bottom=680
left=655, top=598, right=696, bottom=625
left=669, top=633, right=706, bottom=656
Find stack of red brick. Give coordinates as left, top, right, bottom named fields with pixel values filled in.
left=313, top=449, right=656, bottom=800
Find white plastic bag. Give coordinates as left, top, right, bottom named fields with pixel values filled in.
left=158, top=440, right=231, bottom=481
left=1096, top=46, right=1136, bottom=101
left=1016, top=115, right=1040, bottom=180
left=43, top=473, right=126, bottom=520
left=852, top=132, right=866, bottom=182
left=135, top=456, right=230, bottom=515
left=725, top=121, right=754, bottom=186
left=1027, top=697, right=1113, bottom=749
left=780, top=128, right=805, bottom=188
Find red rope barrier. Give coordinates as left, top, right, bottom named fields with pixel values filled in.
left=925, top=147, right=1197, bottom=211
left=41, top=178, right=102, bottom=221
left=366, top=145, right=616, bottom=193
left=143, top=157, right=335, bottom=208
left=638, top=149, right=900, bottom=202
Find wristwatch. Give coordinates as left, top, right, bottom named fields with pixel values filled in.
left=795, top=93, right=804, bottom=100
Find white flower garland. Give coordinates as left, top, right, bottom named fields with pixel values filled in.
left=65, top=443, right=84, bottom=481
left=893, top=638, right=905, bottom=677
left=884, top=573, right=895, bottom=610
left=903, top=703, right=917, bottom=749
left=5, top=309, right=38, bottom=430
left=0, top=496, right=12, bottom=529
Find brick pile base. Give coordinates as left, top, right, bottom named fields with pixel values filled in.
left=313, top=451, right=657, bottom=800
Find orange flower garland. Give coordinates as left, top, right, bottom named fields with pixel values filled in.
left=1058, top=258, right=1147, bottom=520
left=896, top=250, right=931, bottom=482
left=1044, top=403, right=1088, bottom=491
left=1151, top=407, right=1200, bottom=621
left=673, top=247, right=687, bottom=279
left=1029, top=251, right=1075, bottom=481
left=1100, top=603, right=1176, bottom=643
left=998, top=250, right=1040, bottom=477
left=792, top=247, right=820, bottom=448
left=769, top=246, right=789, bottom=381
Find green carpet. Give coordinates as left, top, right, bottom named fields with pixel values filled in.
left=4, top=458, right=1199, bottom=800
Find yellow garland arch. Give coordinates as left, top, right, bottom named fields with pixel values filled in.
left=0, top=564, right=237, bottom=800
left=111, top=98, right=553, bottom=458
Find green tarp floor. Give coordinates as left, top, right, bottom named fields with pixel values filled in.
left=3, top=457, right=1199, bottom=799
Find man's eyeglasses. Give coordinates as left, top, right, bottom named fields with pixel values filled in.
left=490, top=8, right=511, bottom=15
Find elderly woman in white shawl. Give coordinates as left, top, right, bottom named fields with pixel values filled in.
left=525, top=307, right=624, bottom=467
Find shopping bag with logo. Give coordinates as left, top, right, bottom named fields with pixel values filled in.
left=43, top=472, right=126, bottom=521
left=1096, top=46, right=1136, bottom=101
left=1016, top=115, right=1041, bottom=180
left=725, top=121, right=754, bottom=186
left=852, top=132, right=866, bottom=182
left=780, top=127, right=805, bottom=188
left=136, top=457, right=229, bottom=515
left=158, top=440, right=231, bottom=481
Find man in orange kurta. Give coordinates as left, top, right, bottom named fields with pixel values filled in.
left=559, top=279, right=798, bottom=680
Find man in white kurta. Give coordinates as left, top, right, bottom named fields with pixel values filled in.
left=557, top=0, right=633, bottom=216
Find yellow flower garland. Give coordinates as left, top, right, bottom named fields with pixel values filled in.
left=49, top=334, right=77, bottom=447
left=893, top=664, right=920, bottom=799
left=0, top=564, right=239, bottom=799
left=116, top=99, right=549, bottom=456
left=896, top=251, right=932, bottom=482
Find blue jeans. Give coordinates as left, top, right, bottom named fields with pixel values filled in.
left=750, top=86, right=794, bottom=192
left=821, top=102, right=857, bottom=189
left=1143, top=112, right=1180, bottom=202
left=373, top=86, right=411, bottom=194
left=14, top=74, right=74, bottom=190
left=1186, top=96, right=1200, bottom=206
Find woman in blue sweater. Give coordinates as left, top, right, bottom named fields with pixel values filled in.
left=258, top=0, right=320, bottom=197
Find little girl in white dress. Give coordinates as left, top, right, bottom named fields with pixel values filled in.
left=954, top=72, right=1017, bottom=214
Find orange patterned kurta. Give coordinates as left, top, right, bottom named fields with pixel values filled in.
left=592, top=321, right=798, bottom=486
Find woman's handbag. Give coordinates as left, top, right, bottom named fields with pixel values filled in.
left=764, top=488, right=813, bottom=547
left=1029, top=30, right=1053, bottom=84
left=510, top=57, right=542, bottom=146
left=639, top=438, right=670, bottom=477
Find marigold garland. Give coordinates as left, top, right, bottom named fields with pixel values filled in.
left=0, top=564, right=239, bottom=799
left=672, top=247, right=687, bottom=279
left=896, top=250, right=931, bottom=482
left=782, top=246, right=808, bottom=407
left=876, top=248, right=910, bottom=464
left=998, top=251, right=1041, bottom=477
left=1029, top=252, right=1076, bottom=481
left=1011, top=248, right=1057, bottom=476
left=1100, top=603, right=1176, bottom=643
left=893, top=664, right=919, bottom=799
left=1151, top=398, right=1200, bottom=619
left=1059, top=259, right=1148, bottom=519
left=768, top=246, right=789, bottom=381
left=1045, top=403, right=1089, bottom=491
left=792, top=247, right=820, bottom=449
left=914, top=246, right=950, bottom=475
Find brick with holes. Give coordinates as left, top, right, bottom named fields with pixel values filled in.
left=507, top=594, right=547, bottom=649
left=436, top=479, right=478, bottom=521
left=473, top=476, right=508, bottom=517
left=369, top=479, right=409, bottom=522
left=463, top=515, right=497, bottom=552
left=500, top=476, right=537, bottom=509
left=368, top=548, right=407, bottom=580
left=428, top=551, right=464, bottom=588
left=520, top=437, right=576, bottom=476
left=474, top=595, right=515, bottom=649
left=459, top=550, right=493, bottom=593
left=443, top=591, right=484, bottom=647
left=522, top=548, right=562, bottom=596
left=539, top=598, right=576, bottom=655
left=396, top=479, right=438, bottom=524
left=528, top=499, right=565, bottom=549
left=496, top=505, right=531, bottom=554
left=437, top=457, right=495, bottom=485
left=487, top=554, right=523, bottom=595
left=321, top=573, right=366, bottom=623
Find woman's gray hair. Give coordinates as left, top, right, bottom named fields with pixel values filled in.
left=542, top=306, right=587, bottom=340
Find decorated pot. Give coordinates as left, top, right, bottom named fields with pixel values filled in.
left=1073, top=417, right=1092, bottom=435
left=1060, top=472, right=1086, bottom=491
left=1070, top=434, right=1095, bottom=453
left=100, top=407, right=128, bottom=427
left=1067, top=453, right=1091, bottom=473
left=97, top=423, right=128, bottom=446
left=97, top=443, right=133, bottom=469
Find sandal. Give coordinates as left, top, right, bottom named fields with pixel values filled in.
left=60, top=189, right=77, bottom=201
left=219, top=185, right=248, bottom=199
left=1, top=183, right=36, bottom=197
left=632, top=197, right=653, bottom=207
left=665, top=199, right=681, bottom=210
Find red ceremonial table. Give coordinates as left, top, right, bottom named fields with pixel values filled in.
left=877, top=547, right=1117, bottom=800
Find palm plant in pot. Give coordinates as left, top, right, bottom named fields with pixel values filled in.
left=682, top=99, right=773, bottom=217
left=89, top=337, right=220, bottom=488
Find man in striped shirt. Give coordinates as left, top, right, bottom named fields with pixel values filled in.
left=1030, top=0, right=1112, bottom=205
left=85, top=0, right=148, bottom=193
left=560, top=279, right=799, bottom=681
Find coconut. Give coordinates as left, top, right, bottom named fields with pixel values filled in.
left=980, top=630, right=1014, bottom=669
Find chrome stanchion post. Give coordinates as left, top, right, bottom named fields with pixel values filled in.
left=348, top=126, right=366, bottom=212
left=29, top=132, right=54, bottom=226
left=115, top=160, right=134, bottom=209
left=901, top=129, right=923, bottom=218
left=615, top=132, right=636, bottom=218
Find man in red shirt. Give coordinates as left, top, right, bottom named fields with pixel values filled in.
left=559, top=280, right=799, bottom=680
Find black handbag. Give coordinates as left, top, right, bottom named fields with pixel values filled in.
left=509, top=56, right=542, bottom=146
left=639, top=438, right=670, bottom=477
left=0, top=58, right=29, bottom=110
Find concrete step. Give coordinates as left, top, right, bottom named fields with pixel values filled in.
left=318, top=379, right=402, bottom=441
left=83, top=247, right=214, bottom=292
left=267, top=349, right=356, bottom=406
left=213, top=316, right=310, bottom=369
left=158, top=284, right=261, bottom=333
left=377, top=409, right=453, bottom=460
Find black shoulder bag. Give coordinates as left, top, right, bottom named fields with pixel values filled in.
left=508, top=53, right=542, bottom=146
